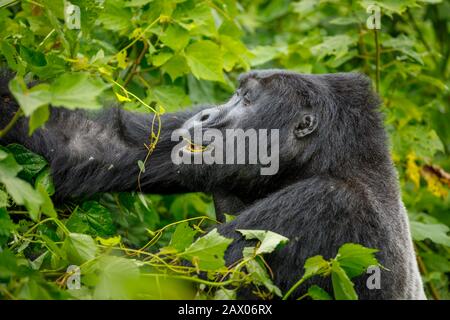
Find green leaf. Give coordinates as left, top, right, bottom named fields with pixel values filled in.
left=214, top=288, right=237, bottom=300
left=0, top=150, right=42, bottom=220
left=311, top=35, right=356, bottom=61
left=160, top=24, right=190, bottom=51
left=66, top=201, right=116, bottom=237
left=249, top=45, right=285, bottom=66
left=360, top=0, right=417, bottom=15
left=237, top=229, right=289, bottom=255
left=9, top=77, right=51, bottom=116
left=162, top=55, right=190, bottom=81
left=308, top=285, right=332, bottom=300
left=93, top=256, right=140, bottom=299
left=181, top=228, right=232, bottom=270
left=303, top=255, right=330, bottom=279
left=151, top=50, right=174, bottom=67
left=410, top=221, right=450, bottom=246
left=36, top=184, right=57, bottom=218
left=336, top=243, right=379, bottom=278
left=169, top=222, right=197, bottom=252
left=185, top=40, right=224, bottom=82
left=35, top=168, right=55, bottom=196
left=97, top=0, right=132, bottom=31
left=50, top=73, right=108, bottom=110
left=6, top=144, right=47, bottom=181
left=0, top=208, right=15, bottom=246
left=63, top=233, right=97, bottom=265
left=224, top=214, right=236, bottom=222
left=29, top=104, right=50, bottom=135
left=331, top=260, right=358, bottom=300
left=149, top=85, right=190, bottom=111
left=245, top=258, right=282, bottom=297
left=0, top=190, right=9, bottom=208
left=19, top=46, right=47, bottom=67
left=137, top=160, right=145, bottom=173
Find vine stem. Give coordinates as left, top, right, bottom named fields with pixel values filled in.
left=0, top=109, right=23, bottom=139
left=282, top=277, right=307, bottom=300
left=374, top=28, right=381, bottom=93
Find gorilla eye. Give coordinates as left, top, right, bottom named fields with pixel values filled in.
left=242, top=92, right=251, bottom=107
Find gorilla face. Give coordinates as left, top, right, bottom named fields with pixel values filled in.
left=172, top=70, right=327, bottom=193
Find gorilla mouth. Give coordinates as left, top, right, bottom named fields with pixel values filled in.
left=183, top=140, right=211, bottom=153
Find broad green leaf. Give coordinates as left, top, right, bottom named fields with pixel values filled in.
left=97, top=0, right=132, bottom=31
left=336, top=243, right=379, bottom=278
left=0, top=208, right=15, bottom=246
left=169, top=222, right=197, bottom=252
left=245, top=258, right=282, bottom=297
left=303, top=255, right=330, bottom=279
left=249, top=45, right=285, bottom=66
left=214, top=288, right=237, bottom=300
left=37, top=184, right=57, bottom=218
left=308, top=285, right=332, bottom=300
left=160, top=24, right=190, bottom=51
left=0, top=190, right=8, bottom=208
left=93, top=256, right=140, bottom=299
left=360, top=0, right=417, bottom=15
left=50, top=73, right=108, bottom=110
left=6, top=144, right=47, bottom=181
left=66, top=201, right=116, bottom=237
left=63, top=233, right=97, bottom=265
left=181, top=228, right=232, bottom=270
left=237, top=229, right=288, bottom=255
left=152, top=50, right=174, bottom=67
left=331, top=260, right=358, bottom=300
left=410, top=221, right=450, bottom=246
left=162, top=55, right=190, bottom=81
left=29, top=104, right=50, bottom=135
left=35, top=168, right=55, bottom=196
left=19, top=46, right=47, bottom=67
left=0, top=151, right=42, bottom=220
left=311, top=35, right=356, bottom=61
left=9, top=78, right=51, bottom=116
left=185, top=40, right=224, bottom=82
left=149, top=85, right=190, bottom=111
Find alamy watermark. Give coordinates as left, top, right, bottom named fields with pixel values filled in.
left=366, top=5, right=381, bottom=30
left=66, top=265, right=81, bottom=290
left=171, top=126, right=280, bottom=176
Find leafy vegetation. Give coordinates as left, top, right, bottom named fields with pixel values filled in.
left=0, top=0, right=449, bottom=300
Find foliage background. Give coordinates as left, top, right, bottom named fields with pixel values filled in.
left=0, top=0, right=449, bottom=300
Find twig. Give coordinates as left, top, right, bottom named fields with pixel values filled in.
left=123, top=41, right=149, bottom=87
left=0, top=109, right=23, bottom=139
left=373, top=29, right=381, bottom=93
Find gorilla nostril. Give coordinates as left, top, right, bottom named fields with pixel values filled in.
left=200, top=114, right=210, bottom=122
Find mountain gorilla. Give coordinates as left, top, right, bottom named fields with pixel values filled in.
left=0, top=69, right=425, bottom=299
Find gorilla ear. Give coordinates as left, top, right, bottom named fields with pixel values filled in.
left=294, top=114, right=317, bottom=138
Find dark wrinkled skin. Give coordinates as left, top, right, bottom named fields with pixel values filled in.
left=0, top=69, right=425, bottom=299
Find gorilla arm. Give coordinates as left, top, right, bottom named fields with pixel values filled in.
left=0, top=101, right=203, bottom=199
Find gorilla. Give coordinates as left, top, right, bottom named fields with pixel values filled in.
left=0, top=69, right=425, bottom=299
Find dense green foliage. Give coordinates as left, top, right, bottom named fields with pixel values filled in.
left=0, top=0, right=449, bottom=300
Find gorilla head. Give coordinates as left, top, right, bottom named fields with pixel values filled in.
left=174, top=70, right=384, bottom=199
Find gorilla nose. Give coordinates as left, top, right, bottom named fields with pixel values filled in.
left=197, top=108, right=217, bottom=124
left=200, top=113, right=210, bottom=122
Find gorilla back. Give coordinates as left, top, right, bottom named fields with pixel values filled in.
left=0, top=69, right=425, bottom=299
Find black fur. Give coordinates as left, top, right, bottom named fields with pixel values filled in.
left=0, top=69, right=425, bottom=299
